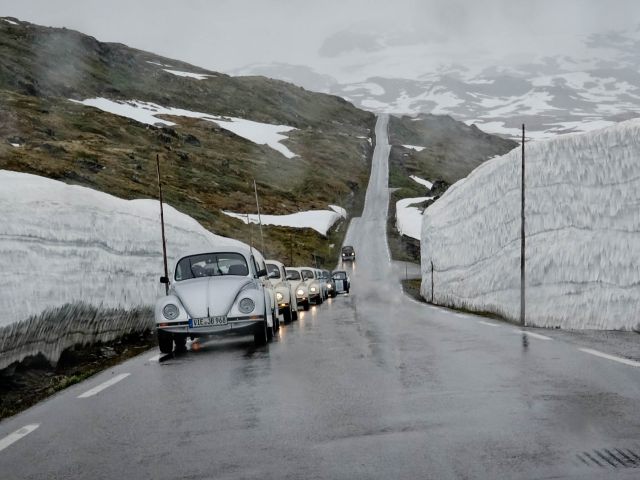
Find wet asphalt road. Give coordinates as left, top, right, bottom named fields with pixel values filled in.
left=2, top=115, right=640, bottom=479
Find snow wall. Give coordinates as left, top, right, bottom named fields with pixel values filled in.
left=421, top=120, right=640, bottom=330
left=0, top=170, right=242, bottom=369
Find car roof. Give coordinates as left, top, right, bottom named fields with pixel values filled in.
left=176, top=244, right=262, bottom=262
left=265, top=259, right=285, bottom=267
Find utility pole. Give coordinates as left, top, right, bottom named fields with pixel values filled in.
left=156, top=154, right=169, bottom=296
left=253, top=179, right=265, bottom=255
left=289, top=232, right=293, bottom=266
left=520, top=124, right=526, bottom=327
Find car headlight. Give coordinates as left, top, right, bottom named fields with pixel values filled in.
left=310, top=286, right=317, bottom=293
left=238, top=298, right=255, bottom=314
left=276, top=292, right=283, bottom=302
left=328, top=284, right=333, bottom=289
left=163, top=304, right=179, bottom=320
left=296, top=288, right=305, bottom=296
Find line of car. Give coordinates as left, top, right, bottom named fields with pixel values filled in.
left=154, top=245, right=354, bottom=352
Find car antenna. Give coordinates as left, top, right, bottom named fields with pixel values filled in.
left=253, top=179, right=266, bottom=256
left=156, top=154, right=169, bottom=296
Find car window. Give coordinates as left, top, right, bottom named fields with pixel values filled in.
left=286, top=269, right=301, bottom=280
left=302, top=269, right=314, bottom=280
left=266, top=263, right=280, bottom=279
left=175, top=253, right=249, bottom=280
left=342, top=246, right=354, bottom=254
left=333, top=272, right=347, bottom=280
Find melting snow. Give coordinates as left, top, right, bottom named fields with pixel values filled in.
left=222, top=207, right=346, bottom=236
left=162, top=69, right=213, bottom=80
left=396, top=197, right=433, bottom=240
left=70, top=98, right=298, bottom=158
left=410, top=175, right=433, bottom=190
left=402, top=144, right=425, bottom=152
left=421, top=119, right=640, bottom=330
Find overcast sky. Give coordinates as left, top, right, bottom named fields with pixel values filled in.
left=2, top=0, right=639, bottom=81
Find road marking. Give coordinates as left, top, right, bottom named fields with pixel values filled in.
left=579, top=348, right=640, bottom=367
left=0, top=424, right=39, bottom=452
left=516, top=330, right=552, bottom=341
left=478, top=321, right=499, bottom=327
left=77, top=373, right=130, bottom=398
left=147, top=354, right=161, bottom=363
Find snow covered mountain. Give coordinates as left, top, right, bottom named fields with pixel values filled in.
left=235, top=25, right=640, bottom=140
left=420, top=120, right=640, bottom=330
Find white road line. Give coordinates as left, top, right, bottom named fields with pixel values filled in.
left=0, top=424, right=39, bottom=452
left=147, top=354, right=161, bottom=363
left=516, top=330, right=552, bottom=341
left=478, top=321, right=499, bottom=327
left=579, top=348, right=640, bottom=368
left=77, top=373, right=130, bottom=398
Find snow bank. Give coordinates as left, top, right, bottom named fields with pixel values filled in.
left=222, top=207, right=346, bottom=236
left=0, top=170, right=241, bottom=369
left=396, top=197, right=432, bottom=240
left=421, top=120, right=640, bottom=330
left=71, top=98, right=298, bottom=159
left=403, top=144, right=425, bottom=152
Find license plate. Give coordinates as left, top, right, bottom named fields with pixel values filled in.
left=190, top=316, right=227, bottom=327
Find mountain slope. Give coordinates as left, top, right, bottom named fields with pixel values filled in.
left=0, top=17, right=376, bottom=265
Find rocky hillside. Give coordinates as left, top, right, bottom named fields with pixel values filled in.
left=0, top=17, right=376, bottom=266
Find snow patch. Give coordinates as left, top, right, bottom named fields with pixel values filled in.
left=222, top=208, right=343, bottom=236
left=70, top=98, right=297, bottom=158
left=162, top=69, right=214, bottom=80
left=402, top=144, right=425, bottom=152
left=421, top=119, right=640, bottom=330
left=396, top=197, right=432, bottom=240
left=410, top=175, right=433, bottom=190
left=2, top=18, right=18, bottom=25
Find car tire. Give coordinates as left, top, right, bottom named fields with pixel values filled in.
left=273, top=309, right=279, bottom=332
left=158, top=330, right=173, bottom=354
left=283, top=306, right=292, bottom=324
left=292, top=309, right=298, bottom=321
left=317, top=295, right=323, bottom=305
left=174, top=334, right=187, bottom=353
left=303, top=301, right=310, bottom=311
left=254, top=320, right=268, bottom=346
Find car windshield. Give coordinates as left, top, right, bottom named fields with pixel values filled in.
left=286, top=269, right=301, bottom=280
left=301, top=269, right=314, bottom=280
left=342, top=246, right=354, bottom=254
left=175, top=252, right=249, bottom=281
left=266, top=263, right=280, bottom=279
left=333, top=272, right=347, bottom=280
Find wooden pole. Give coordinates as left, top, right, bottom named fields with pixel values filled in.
left=431, top=260, right=434, bottom=303
left=520, top=124, right=526, bottom=326
left=156, top=154, right=169, bottom=296
left=253, top=179, right=265, bottom=255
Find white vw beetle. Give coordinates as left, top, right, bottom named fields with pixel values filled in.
left=300, top=266, right=324, bottom=305
left=265, top=259, right=298, bottom=324
left=155, top=246, right=275, bottom=352
left=285, top=267, right=310, bottom=311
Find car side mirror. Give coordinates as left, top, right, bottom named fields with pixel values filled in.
left=257, top=268, right=267, bottom=278
left=160, top=276, right=169, bottom=284
left=268, top=271, right=278, bottom=279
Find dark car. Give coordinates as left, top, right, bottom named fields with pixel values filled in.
left=332, top=270, right=350, bottom=294
left=341, top=245, right=355, bottom=262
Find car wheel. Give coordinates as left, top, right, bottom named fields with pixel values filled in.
left=292, top=309, right=298, bottom=321
left=317, top=295, right=324, bottom=305
left=158, top=329, right=173, bottom=354
left=267, top=323, right=274, bottom=341
left=174, top=334, right=187, bottom=353
left=273, top=309, right=279, bottom=332
left=283, top=306, right=292, bottom=324
left=254, top=319, right=268, bottom=346
left=303, top=301, right=310, bottom=311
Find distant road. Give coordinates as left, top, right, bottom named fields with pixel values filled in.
left=1, top=115, right=639, bottom=479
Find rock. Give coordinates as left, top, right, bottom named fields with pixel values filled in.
left=184, top=134, right=201, bottom=146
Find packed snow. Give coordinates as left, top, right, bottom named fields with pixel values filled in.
left=421, top=120, right=640, bottom=330
left=146, top=60, right=172, bottom=67
left=162, top=69, right=213, bottom=80
left=410, top=175, right=433, bottom=190
left=402, top=145, right=425, bottom=152
left=0, top=170, right=242, bottom=368
left=222, top=207, right=346, bottom=236
left=71, top=98, right=298, bottom=159
left=396, top=197, right=432, bottom=240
